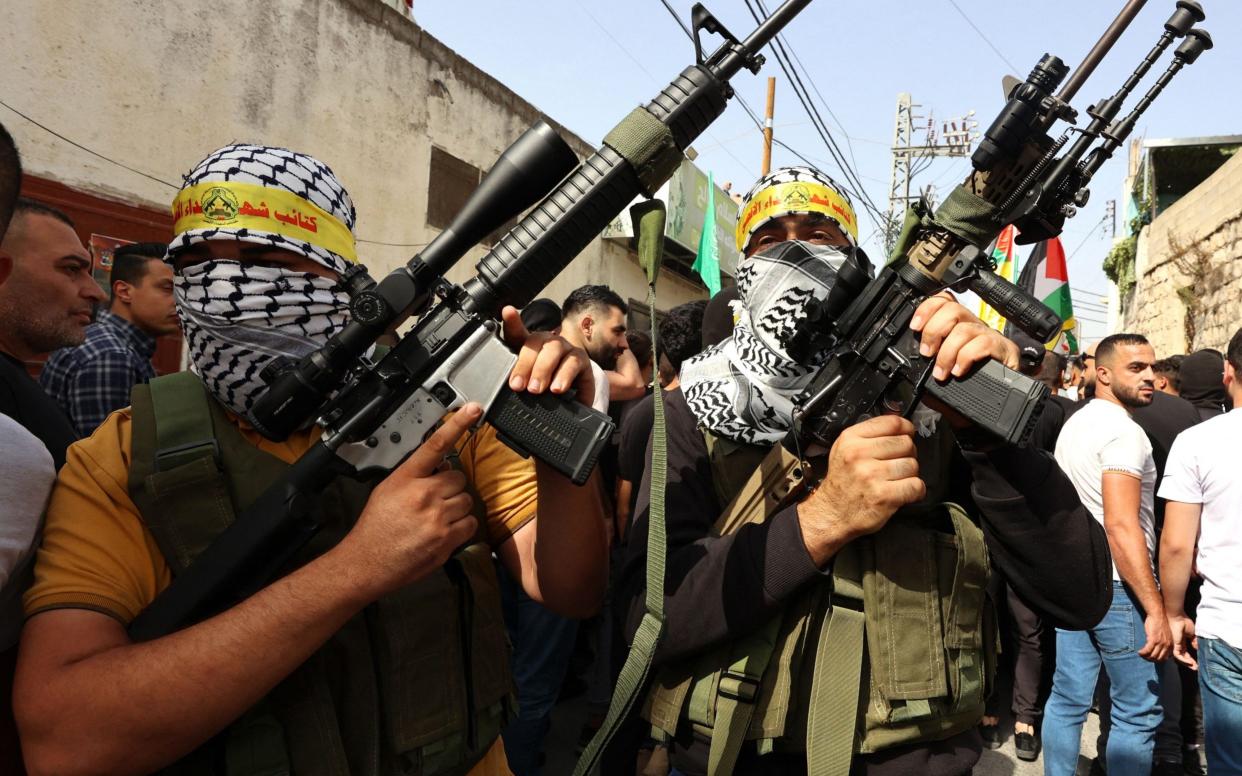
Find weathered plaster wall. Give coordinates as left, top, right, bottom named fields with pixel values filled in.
left=1125, top=151, right=1242, bottom=355
left=0, top=0, right=703, bottom=314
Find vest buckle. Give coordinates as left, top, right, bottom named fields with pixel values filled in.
left=718, top=671, right=761, bottom=704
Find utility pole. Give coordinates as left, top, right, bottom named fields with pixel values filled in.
left=884, top=93, right=978, bottom=254
left=1105, top=199, right=1117, bottom=238
left=761, top=77, right=776, bottom=176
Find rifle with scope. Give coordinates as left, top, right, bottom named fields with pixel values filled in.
left=127, top=0, right=812, bottom=642
left=785, top=0, right=1211, bottom=453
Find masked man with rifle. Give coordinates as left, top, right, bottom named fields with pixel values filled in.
left=616, top=167, right=1112, bottom=776
left=13, top=144, right=610, bottom=776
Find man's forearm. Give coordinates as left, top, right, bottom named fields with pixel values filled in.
left=17, top=542, right=379, bottom=776
left=530, top=463, right=609, bottom=616
left=1158, top=502, right=1202, bottom=618
left=1104, top=517, right=1163, bottom=616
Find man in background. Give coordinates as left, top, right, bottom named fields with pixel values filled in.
left=1179, top=349, right=1229, bottom=420
left=41, top=242, right=178, bottom=436
left=1046, top=333, right=1168, bottom=776
left=1153, top=355, right=1185, bottom=396
left=0, top=115, right=62, bottom=776
left=0, top=198, right=104, bottom=467
left=1160, top=326, right=1242, bottom=776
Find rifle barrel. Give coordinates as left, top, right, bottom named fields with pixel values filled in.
left=1057, top=0, right=1149, bottom=103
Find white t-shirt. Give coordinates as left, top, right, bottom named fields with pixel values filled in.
left=0, top=414, right=57, bottom=648
left=1159, top=407, right=1242, bottom=648
left=589, top=360, right=610, bottom=415
left=1054, top=398, right=1157, bottom=582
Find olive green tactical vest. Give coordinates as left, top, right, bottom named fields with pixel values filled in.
left=644, top=426, right=997, bottom=775
left=127, top=372, right=514, bottom=776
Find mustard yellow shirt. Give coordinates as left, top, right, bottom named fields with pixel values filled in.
left=24, top=408, right=536, bottom=775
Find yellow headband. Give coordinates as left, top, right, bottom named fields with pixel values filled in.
left=171, top=181, right=357, bottom=264
left=735, top=180, right=859, bottom=251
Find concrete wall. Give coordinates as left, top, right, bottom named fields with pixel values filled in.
left=1124, top=151, right=1242, bottom=355
left=0, top=0, right=704, bottom=319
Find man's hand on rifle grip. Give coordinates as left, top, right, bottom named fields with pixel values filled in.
left=343, top=404, right=483, bottom=596
left=796, top=415, right=926, bottom=568
left=501, top=305, right=596, bottom=407
left=909, top=294, right=1020, bottom=382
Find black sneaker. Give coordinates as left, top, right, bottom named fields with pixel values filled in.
left=1015, top=731, right=1040, bottom=762
left=979, top=724, right=1003, bottom=750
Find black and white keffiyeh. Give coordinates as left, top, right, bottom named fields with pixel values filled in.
left=176, top=260, right=350, bottom=419
left=166, top=144, right=357, bottom=274
left=681, top=241, right=851, bottom=445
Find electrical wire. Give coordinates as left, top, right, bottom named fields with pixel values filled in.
left=581, top=3, right=755, bottom=177
left=753, top=0, right=860, bottom=173
left=740, top=0, right=886, bottom=227
left=944, top=0, right=1020, bottom=73
left=1, top=97, right=179, bottom=189
left=3, top=97, right=438, bottom=249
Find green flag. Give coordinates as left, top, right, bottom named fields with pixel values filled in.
left=692, top=172, right=722, bottom=296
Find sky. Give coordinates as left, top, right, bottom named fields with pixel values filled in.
left=415, top=0, right=1241, bottom=344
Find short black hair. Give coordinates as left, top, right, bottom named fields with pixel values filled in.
left=562, top=284, right=628, bottom=319
left=1036, top=350, right=1066, bottom=391
left=1228, top=328, right=1242, bottom=374
left=110, top=242, right=169, bottom=297
left=520, top=298, right=563, bottom=333
left=658, top=299, right=708, bottom=373
left=0, top=122, right=20, bottom=242
left=627, top=330, right=653, bottom=369
left=1152, top=354, right=1185, bottom=391
left=12, top=197, right=74, bottom=230
left=1096, top=333, right=1150, bottom=367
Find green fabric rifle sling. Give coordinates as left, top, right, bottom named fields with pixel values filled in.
left=574, top=199, right=670, bottom=776
left=603, top=108, right=684, bottom=198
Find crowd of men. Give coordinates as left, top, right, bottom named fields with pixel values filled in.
left=0, top=114, right=1239, bottom=776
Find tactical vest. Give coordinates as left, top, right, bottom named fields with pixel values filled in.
left=127, top=372, right=514, bottom=776
left=644, top=426, right=997, bottom=774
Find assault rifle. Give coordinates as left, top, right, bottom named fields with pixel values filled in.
left=128, top=0, right=812, bottom=641
left=785, top=0, right=1210, bottom=452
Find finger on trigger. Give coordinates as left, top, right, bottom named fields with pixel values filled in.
left=403, top=404, right=482, bottom=477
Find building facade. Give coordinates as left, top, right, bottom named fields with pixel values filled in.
left=1116, top=137, right=1242, bottom=355
left=1, top=0, right=729, bottom=341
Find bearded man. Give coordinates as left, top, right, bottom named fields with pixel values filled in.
left=15, top=144, right=609, bottom=776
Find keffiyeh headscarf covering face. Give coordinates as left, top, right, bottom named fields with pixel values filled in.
left=166, top=144, right=359, bottom=420
left=681, top=240, right=860, bottom=445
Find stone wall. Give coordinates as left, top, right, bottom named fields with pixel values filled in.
left=0, top=0, right=706, bottom=317
left=1125, top=150, right=1242, bottom=355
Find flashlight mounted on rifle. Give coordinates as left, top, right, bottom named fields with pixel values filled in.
left=790, top=0, right=1213, bottom=452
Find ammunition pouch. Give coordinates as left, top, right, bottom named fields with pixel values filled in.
left=644, top=432, right=996, bottom=773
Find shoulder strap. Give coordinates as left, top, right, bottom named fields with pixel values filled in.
left=575, top=201, right=670, bottom=776
left=128, top=372, right=237, bottom=576
left=145, top=371, right=222, bottom=472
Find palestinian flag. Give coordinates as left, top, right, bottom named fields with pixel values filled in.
left=1015, top=236, right=1078, bottom=355
left=977, top=224, right=1020, bottom=332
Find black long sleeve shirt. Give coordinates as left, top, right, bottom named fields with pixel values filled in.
left=618, top=389, right=1111, bottom=776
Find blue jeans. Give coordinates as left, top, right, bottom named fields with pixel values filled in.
left=1043, top=581, right=1163, bottom=776
left=498, top=562, right=579, bottom=776
left=1199, top=636, right=1242, bottom=775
